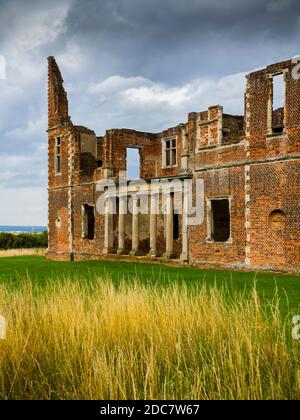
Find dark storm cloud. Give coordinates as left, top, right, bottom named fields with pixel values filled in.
left=63, top=0, right=300, bottom=82
left=1, top=0, right=300, bottom=223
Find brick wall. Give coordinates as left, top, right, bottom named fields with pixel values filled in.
left=47, top=56, right=300, bottom=273
left=189, top=168, right=246, bottom=267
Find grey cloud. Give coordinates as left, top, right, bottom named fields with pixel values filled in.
left=63, top=0, right=300, bottom=82
left=0, top=0, right=300, bottom=223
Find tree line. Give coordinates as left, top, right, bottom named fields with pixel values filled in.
left=0, top=231, right=48, bottom=250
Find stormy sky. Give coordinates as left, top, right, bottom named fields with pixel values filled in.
left=0, top=0, right=300, bottom=225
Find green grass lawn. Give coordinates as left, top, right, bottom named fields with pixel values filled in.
left=0, top=256, right=299, bottom=316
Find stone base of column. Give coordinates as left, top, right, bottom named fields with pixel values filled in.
left=163, top=252, right=173, bottom=260
left=117, top=248, right=127, bottom=255
left=180, top=252, right=189, bottom=262
left=103, top=247, right=114, bottom=255
left=147, top=249, right=158, bottom=258
left=130, top=249, right=143, bottom=257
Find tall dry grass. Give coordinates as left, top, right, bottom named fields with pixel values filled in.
left=0, top=277, right=299, bottom=400
left=0, top=248, right=46, bottom=258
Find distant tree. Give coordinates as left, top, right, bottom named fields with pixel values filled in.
left=0, top=231, right=48, bottom=249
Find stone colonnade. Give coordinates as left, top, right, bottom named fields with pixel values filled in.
left=103, top=186, right=189, bottom=261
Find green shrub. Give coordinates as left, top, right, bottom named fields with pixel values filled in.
left=0, top=231, right=48, bottom=249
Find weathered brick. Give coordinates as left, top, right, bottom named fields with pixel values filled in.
left=47, top=57, right=300, bottom=273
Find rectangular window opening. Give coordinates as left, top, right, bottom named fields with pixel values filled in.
left=173, top=212, right=180, bottom=240
left=166, top=150, right=170, bottom=166
left=55, top=137, right=61, bottom=174
left=83, top=204, right=95, bottom=240
left=126, top=147, right=141, bottom=180
left=272, top=74, right=285, bottom=134
left=210, top=199, right=231, bottom=242
left=163, top=138, right=177, bottom=168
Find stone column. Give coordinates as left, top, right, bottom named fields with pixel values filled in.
left=148, top=191, right=159, bottom=258
left=103, top=197, right=114, bottom=254
left=117, top=193, right=127, bottom=255
left=180, top=188, right=189, bottom=262
left=164, top=194, right=174, bottom=259
left=130, top=195, right=140, bottom=256
left=267, top=75, right=273, bottom=136
left=180, top=124, right=190, bottom=174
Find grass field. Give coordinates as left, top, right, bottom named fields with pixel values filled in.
left=0, top=248, right=46, bottom=258
left=0, top=256, right=299, bottom=316
left=0, top=256, right=300, bottom=399
left=0, top=278, right=300, bottom=400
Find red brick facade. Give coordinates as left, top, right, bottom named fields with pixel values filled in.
left=47, top=57, right=300, bottom=273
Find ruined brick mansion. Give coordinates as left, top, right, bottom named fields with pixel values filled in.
left=47, top=56, right=300, bottom=273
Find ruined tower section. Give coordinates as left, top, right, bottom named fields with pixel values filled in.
left=245, top=60, right=300, bottom=271
left=47, top=56, right=74, bottom=260
left=48, top=56, right=70, bottom=128
left=188, top=106, right=246, bottom=268
left=47, top=57, right=106, bottom=261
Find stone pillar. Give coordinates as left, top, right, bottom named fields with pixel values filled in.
left=180, top=188, right=189, bottom=262
left=130, top=195, right=140, bottom=256
left=180, top=123, right=190, bottom=174
left=103, top=197, right=114, bottom=254
left=148, top=191, right=159, bottom=258
left=117, top=194, right=127, bottom=255
left=164, top=194, right=174, bottom=259
left=267, top=75, right=273, bottom=135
